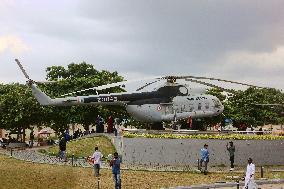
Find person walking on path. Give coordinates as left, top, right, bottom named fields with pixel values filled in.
left=59, top=137, right=67, bottom=162
left=226, top=141, right=235, bottom=171
left=243, top=158, right=257, bottom=189
left=110, top=152, right=121, bottom=189
left=91, top=146, right=103, bottom=177
left=200, top=144, right=209, bottom=175
left=29, top=130, right=34, bottom=148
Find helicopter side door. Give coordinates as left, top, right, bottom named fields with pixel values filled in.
left=160, top=103, right=174, bottom=115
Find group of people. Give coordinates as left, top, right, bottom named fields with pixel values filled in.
left=90, top=146, right=121, bottom=189
left=96, top=115, right=118, bottom=136
left=0, top=135, right=25, bottom=149
left=199, top=142, right=257, bottom=189
left=66, top=115, right=119, bottom=141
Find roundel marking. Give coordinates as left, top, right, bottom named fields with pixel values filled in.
left=157, top=105, right=162, bottom=111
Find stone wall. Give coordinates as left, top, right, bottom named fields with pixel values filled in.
left=113, top=137, right=284, bottom=166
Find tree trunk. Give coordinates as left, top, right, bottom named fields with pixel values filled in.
left=23, top=127, right=26, bottom=143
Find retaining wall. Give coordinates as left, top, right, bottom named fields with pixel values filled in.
left=113, top=137, right=284, bottom=166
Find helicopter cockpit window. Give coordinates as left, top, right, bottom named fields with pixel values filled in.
left=181, top=104, right=185, bottom=111
left=212, top=99, right=222, bottom=108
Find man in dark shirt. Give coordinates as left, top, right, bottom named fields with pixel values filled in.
left=59, top=137, right=67, bottom=162
left=29, top=130, right=34, bottom=148
left=110, top=152, right=121, bottom=189
left=226, top=141, right=235, bottom=171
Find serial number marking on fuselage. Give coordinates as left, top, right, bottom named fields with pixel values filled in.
left=97, top=96, right=118, bottom=102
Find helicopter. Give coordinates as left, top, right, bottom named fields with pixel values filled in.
left=15, top=59, right=261, bottom=129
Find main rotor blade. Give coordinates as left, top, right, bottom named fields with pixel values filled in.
left=185, top=78, right=236, bottom=93
left=60, top=81, right=127, bottom=97
left=254, top=103, right=284, bottom=107
left=160, top=75, right=265, bottom=88
left=35, top=81, right=58, bottom=84
left=136, top=79, right=160, bottom=91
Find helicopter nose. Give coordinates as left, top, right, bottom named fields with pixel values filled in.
left=215, top=105, right=224, bottom=115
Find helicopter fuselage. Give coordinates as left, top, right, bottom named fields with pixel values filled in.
left=30, top=84, right=224, bottom=122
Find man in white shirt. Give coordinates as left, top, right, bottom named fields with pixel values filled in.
left=244, top=158, right=256, bottom=189
left=91, top=146, right=103, bottom=177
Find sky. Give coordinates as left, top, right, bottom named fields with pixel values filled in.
left=0, top=0, right=284, bottom=91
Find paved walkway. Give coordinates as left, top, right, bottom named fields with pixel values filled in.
left=0, top=147, right=95, bottom=167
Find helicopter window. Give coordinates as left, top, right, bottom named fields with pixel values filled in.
left=165, top=106, right=173, bottom=114
left=188, top=103, right=194, bottom=111
left=181, top=105, right=185, bottom=111
left=198, top=103, right=202, bottom=110
left=196, top=96, right=207, bottom=100
left=205, top=102, right=209, bottom=109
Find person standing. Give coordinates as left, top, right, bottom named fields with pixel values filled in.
left=110, top=152, right=121, bottom=189
left=226, top=141, right=235, bottom=171
left=29, top=130, right=34, bottom=148
left=200, top=144, right=209, bottom=175
left=59, top=137, right=67, bottom=162
left=91, top=146, right=103, bottom=177
left=107, top=116, right=114, bottom=133
left=243, top=158, right=256, bottom=189
left=187, top=116, right=192, bottom=129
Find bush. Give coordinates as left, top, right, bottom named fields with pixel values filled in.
left=123, top=132, right=284, bottom=140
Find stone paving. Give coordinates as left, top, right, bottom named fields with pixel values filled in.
left=0, top=148, right=98, bottom=168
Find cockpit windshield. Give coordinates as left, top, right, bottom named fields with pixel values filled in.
left=212, top=98, right=222, bottom=108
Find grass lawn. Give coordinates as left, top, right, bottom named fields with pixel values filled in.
left=1, top=155, right=283, bottom=189
left=44, top=136, right=116, bottom=158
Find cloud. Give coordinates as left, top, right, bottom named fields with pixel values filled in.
left=206, top=46, right=284, bottom=89
left=0, top=0, right=284, bottom=90
left=0, top=35, right=29, bottom=54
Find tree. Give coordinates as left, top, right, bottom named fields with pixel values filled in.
left=224, top=87, right=284, bottom=128
left=42, top=62, right=124, bottom=135
left=0, top=83, right=45, bottom=141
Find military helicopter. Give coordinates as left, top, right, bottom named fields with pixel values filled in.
left=15, top=59, right=259, bottom=129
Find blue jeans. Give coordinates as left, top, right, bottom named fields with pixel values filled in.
left=59, top=151, right=66, bottom=161
left=113, top=173, right=120, bottom=189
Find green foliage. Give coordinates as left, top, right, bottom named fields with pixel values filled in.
left=42, top=62, right=125, bottom=135
left=224, top=87, right=284, bottom=127
left=206, top=88, right=227, bottom=102
left=123, top=132, right=284, bottom=140
left=0, top=83, right=45, bottom=134
left=0, top=62, right=125, bottom=136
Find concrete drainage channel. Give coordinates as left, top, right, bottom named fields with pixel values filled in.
left=166, top=179, right=284, bottom=189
